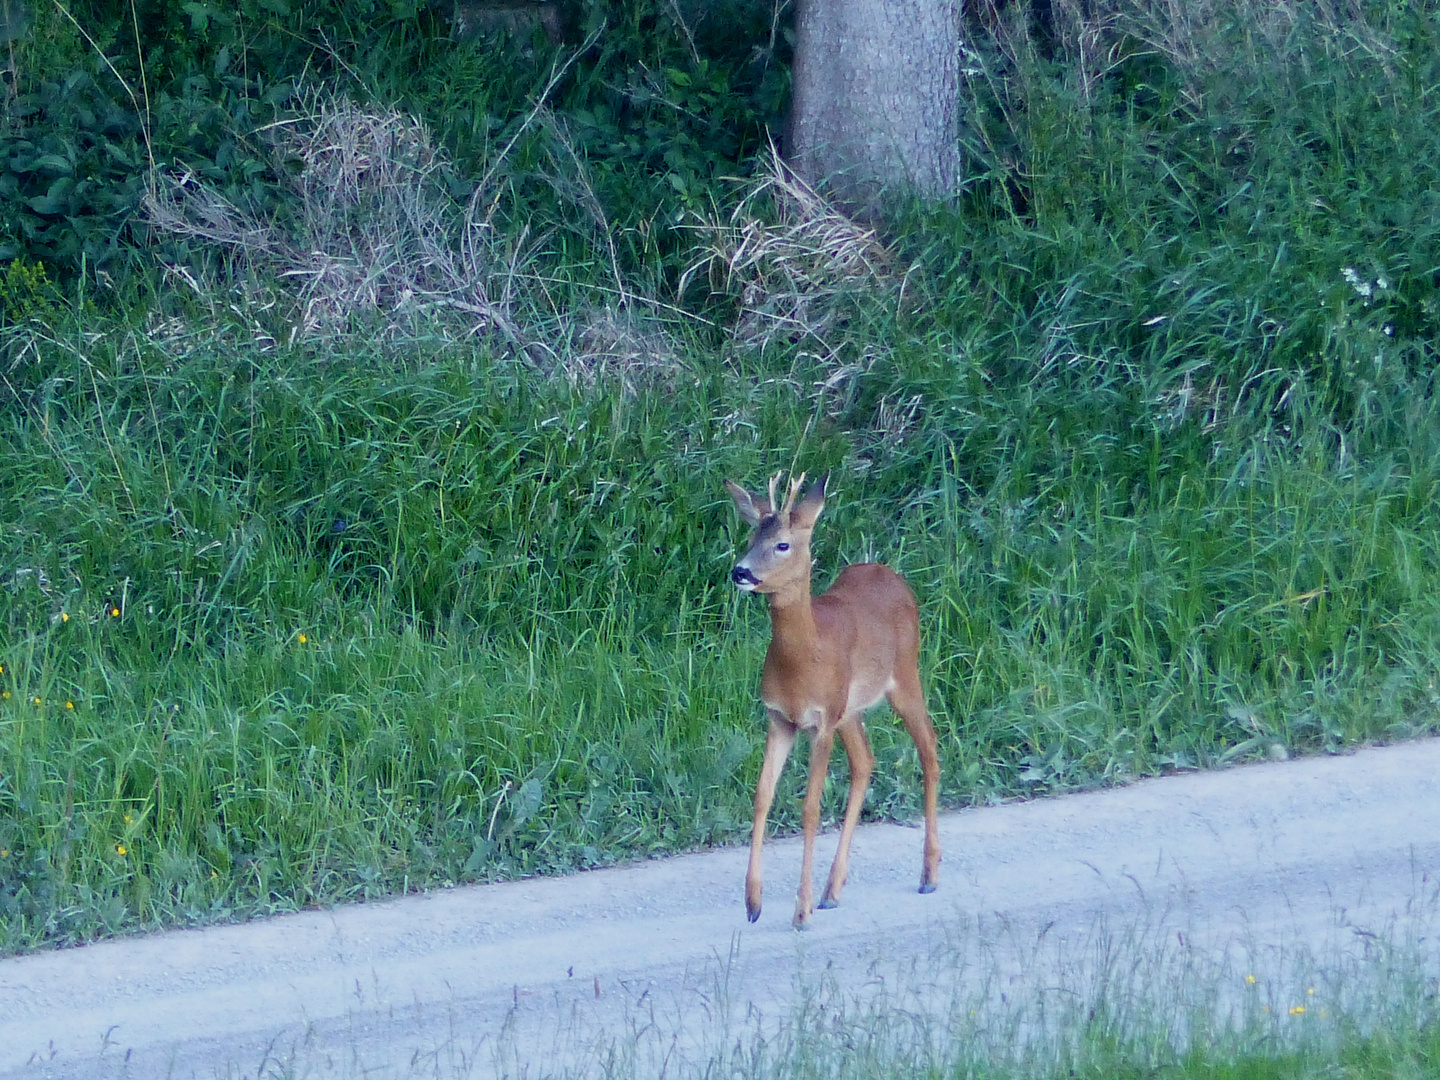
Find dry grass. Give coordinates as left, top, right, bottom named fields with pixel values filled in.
left=970, top=0, right=1398, bottom=111
left=143, top=88, right=697, bottom=386
left=681, top=146, right=895, bottom=358
left=145, top=97, right=534, bottom=356
left=560, top=304, right=692, bottom=391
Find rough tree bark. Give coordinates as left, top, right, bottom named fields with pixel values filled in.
left=786, top=0, right=960, bottom=218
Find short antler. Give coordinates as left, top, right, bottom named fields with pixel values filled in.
left=760, top=472, right=783, bottom=521
left=782, top=472, right=807, bottom=516
left=764, top=471, right=807, bottom=518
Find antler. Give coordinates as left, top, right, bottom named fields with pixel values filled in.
left=782, top=472, right=807, bottom=515
left=762, top=471, right=808, bottom=517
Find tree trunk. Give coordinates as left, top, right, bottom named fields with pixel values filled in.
left=786, top=0, right=960, bottom=218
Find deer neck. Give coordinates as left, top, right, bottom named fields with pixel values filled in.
left=765, top=574, right=818, bottom=656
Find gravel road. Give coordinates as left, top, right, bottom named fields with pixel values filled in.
left=3, top=738, right=1438, bottom=1079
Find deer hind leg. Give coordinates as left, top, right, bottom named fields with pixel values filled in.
left=747, top=713, right=797, bottom=923
left=887, top=670, right=941, bottom=894
left=793, top=724, right=836, bottom=930
left=819, top=715, right=874, bottom=910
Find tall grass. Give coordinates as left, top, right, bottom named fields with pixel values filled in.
left=252, top=902, right=1440, bottom=1079
left=3, top=0, right=1440, bottom=951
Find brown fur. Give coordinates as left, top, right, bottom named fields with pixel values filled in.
left=726, top=472, right=941, bottom=928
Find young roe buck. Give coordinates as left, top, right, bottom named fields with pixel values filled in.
left=725, top=471, right=941, bottom=929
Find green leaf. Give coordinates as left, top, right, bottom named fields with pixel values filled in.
left=462, top=837, right=496, bottom=872
left=181, top=2, right=211, bottom=32
left=0, top=0, right=32, bottom=45
left=13, top=153, right=70, bottom=175
left=510, top=778, right=543, bottom=828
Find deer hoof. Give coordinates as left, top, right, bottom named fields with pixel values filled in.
left=817, top=896, right=838, bottom=909
left=918, top=881, right=937, bottom=895
left=746, top=900, right=762, bottom=923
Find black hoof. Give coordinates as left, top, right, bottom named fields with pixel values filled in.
left=747, top=904, right=761, bottom=923
left=918, top=882, right=937, bottom=895
left=817, top=896, right=838, bottom=910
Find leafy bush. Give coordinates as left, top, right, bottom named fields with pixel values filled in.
left=0, top=0, right=790, bottom=287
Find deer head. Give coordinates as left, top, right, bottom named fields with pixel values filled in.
left=725, top=472, right=828, bottom=595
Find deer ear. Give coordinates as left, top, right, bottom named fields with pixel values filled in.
left=792, top=472, right=827, bottom=529
left=725, top=480, right=769, bottom=526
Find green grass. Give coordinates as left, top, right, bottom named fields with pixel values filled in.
left=662, top=912, right=1440, bottom=1080
left=736, top=995, right=1440, bottom=1080
left=792, top=1003, right=1440, bottom=1080
left=2, top=307, right=1439, bottom=953
left=282, top=908, right=1440, bottom=1079
left=3, top=1, right=1440, bottom=954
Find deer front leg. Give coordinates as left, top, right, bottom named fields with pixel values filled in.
left=747, top=713, right=797, bottom=923
left=794, top=724, right=836, bottom=929
left=820, top=716, right=874, bottom=909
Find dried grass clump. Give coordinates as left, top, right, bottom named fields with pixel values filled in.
left=971, top=0, right=1397, bottom=110
left=559, top=306, right=691, bottom=392
left=681, top=147, right=895, bottom=357
left=1116, top=0, right=1396, bottom=79
left=1151, top=367, right=1230, bottom=433
left=145, top=97, right=529, bottom=353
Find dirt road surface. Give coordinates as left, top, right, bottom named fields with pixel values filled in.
left=3, top=739, right=1439, bottom=1079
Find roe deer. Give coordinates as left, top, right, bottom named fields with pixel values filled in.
left=725, top=471, right=940, bottom=929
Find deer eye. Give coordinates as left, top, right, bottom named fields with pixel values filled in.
left=775, top=542, right=790, bottom=552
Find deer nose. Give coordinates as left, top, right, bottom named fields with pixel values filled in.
left=731, top=565, right=759, bottom=587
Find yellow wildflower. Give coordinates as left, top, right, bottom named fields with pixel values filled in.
left=65, top=700, right=74, bottom=710
left=297, top=633, right=308, bottom=644
left=1245, top=975, right=1256, bottom=984
left=1290, top=1006, right=1306, bottom=1016
left=116, top=844, right=127, bottom=856
left=110, top=606, right=121, bottom=618
left=2, top=691, right=9, bottom=700
left=60, top=612, right=69, bottom=623
left=31, top=695, right=41, bottom=705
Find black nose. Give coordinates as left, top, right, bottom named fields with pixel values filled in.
left=732, top=565, right=759, bottom=586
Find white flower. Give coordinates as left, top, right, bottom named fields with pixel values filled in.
left=1341, top=266, right=1373, bottom=299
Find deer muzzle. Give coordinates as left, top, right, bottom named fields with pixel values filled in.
left=731, top=565, right=761, bottom=590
